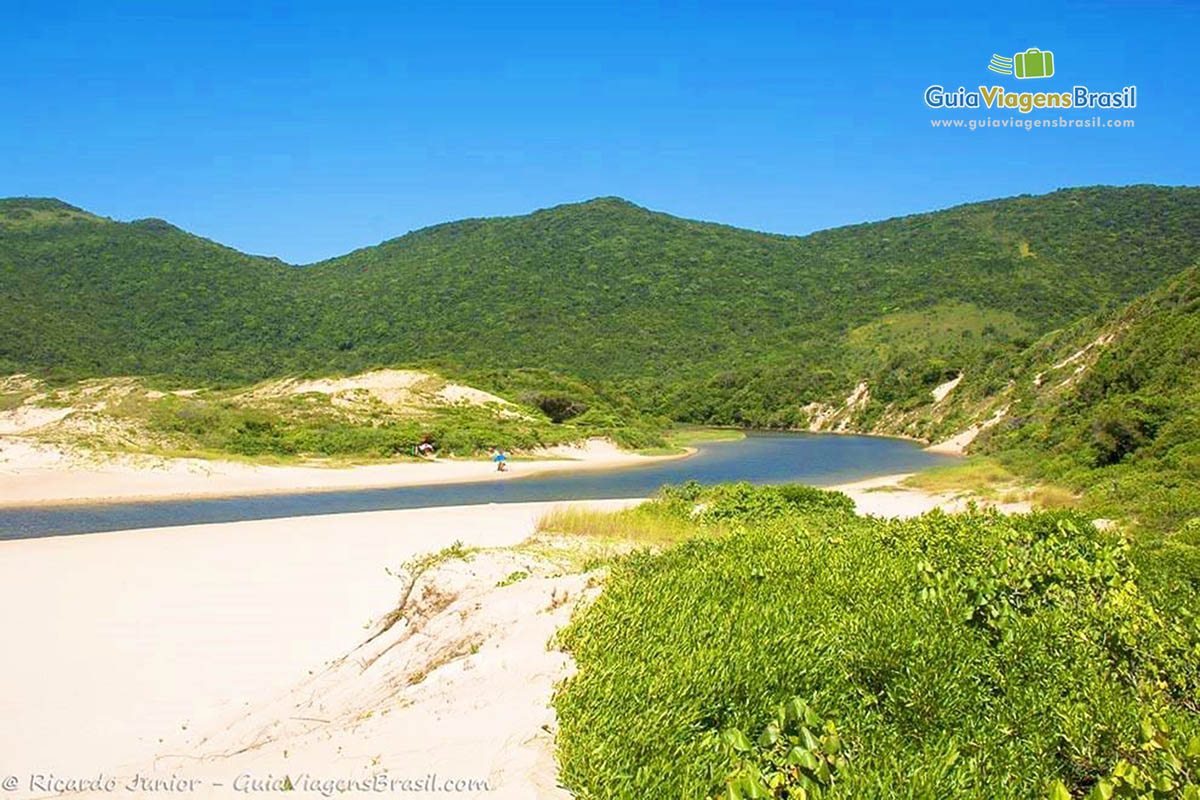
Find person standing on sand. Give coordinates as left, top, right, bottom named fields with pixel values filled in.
left=493, top=450, right=508, bottom=472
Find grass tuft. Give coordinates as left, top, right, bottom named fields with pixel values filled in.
left=536, top=504, right=706, bottom=547
left=900, top=457, right=1017, bottom=494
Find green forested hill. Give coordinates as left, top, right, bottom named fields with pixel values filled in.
left=0, top=198, right=302, bottom=378
left=302, top=186, right=1200, bottom=398
left=2, top=187, right=1199, bottom=424
left=960, top=266, right=1200, bottom=534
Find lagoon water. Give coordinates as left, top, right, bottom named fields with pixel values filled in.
left=0, top=432, right=954, bottom=540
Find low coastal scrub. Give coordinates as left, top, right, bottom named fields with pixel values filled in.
left=3, top=369, right=671, bottom=461
left=554, top=484, right=1200, bottom=799
left=142, top=395, right=581, bottom=459
left=536, top=481, right=851, bottom=558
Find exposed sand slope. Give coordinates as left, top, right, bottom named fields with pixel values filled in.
left=0, top=500, right=638, bottom=800
left=152, top=552, right=585, bottom=800
left=930, top=373, right=962, bottom=404
left=0, top=404, right=74, bottom=435
left=0, top=437, right=679, bottom=507
left=251, top=369, right=520, bottom=412
left=801, top=380, right=870, bottom=432
left=926, top=405, right=1009, bottom=455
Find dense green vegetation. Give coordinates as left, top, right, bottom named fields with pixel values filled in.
left=306, top=186, right=1200, bottom=421
left=135, top=391, right=587, bottom=459
left=910, top=266, right=1200, bottom=539
left=0, top=198, right=301, bottom=381
left=3, top=187, right=1200, bottom=430
left=7, top=370, right=670, bottom=461
left=435, top=367, right=670, bottom=448
left=552, top=484, right=1200, bottom=799
left=993, top=268, right=1199, bottom=535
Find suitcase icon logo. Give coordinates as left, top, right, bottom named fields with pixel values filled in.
left=988, top=48, right=1055, bottom=79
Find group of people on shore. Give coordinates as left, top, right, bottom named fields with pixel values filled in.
left=413, top=440, right=509, bottom=471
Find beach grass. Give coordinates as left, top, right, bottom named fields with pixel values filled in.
left=0, top=391, right=30, bottom=412
left=536, top=503, right=709, bottom=548
left=900, top=457, right=1018, bottom=495
left=903, top=457, right=1079, bottom=510
left=636, top=426, right=745, bottom=455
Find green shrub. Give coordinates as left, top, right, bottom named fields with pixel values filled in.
left=520, top=391, right=590, bottom=422
left=554, top=487, right=1200, bottom=799
left=709, top=696, right=847, bottom=799
left=1091, top=399, right=1161, bottom=466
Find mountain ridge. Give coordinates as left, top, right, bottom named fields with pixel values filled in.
left=9, top=183, right=1197, bottom=264
left=3, top=185, right=1199, bottom=432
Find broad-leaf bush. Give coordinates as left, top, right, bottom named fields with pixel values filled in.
left=554, top=486, right=1200, bottom=799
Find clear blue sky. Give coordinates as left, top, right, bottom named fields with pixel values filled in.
left=3, top=0, right=1196, bottom=263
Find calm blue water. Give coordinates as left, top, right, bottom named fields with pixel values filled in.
left=0, top=432, right=954, bottom=540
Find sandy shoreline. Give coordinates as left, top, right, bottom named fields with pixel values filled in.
left=0, top=438, right=690, bottom=508
left=829, top=472, right=1029, bottom=517
left=0, top=416, right=967, bottom=509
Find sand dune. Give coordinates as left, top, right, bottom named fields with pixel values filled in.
left=0, top=500, right=639, bottom=799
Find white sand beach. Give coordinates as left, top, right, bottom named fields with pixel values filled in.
left=0, top=500, right=640, bottom=799
left=829, top=472, right=1031, bottom=517
left=0, top=438, right=684, bottom=508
